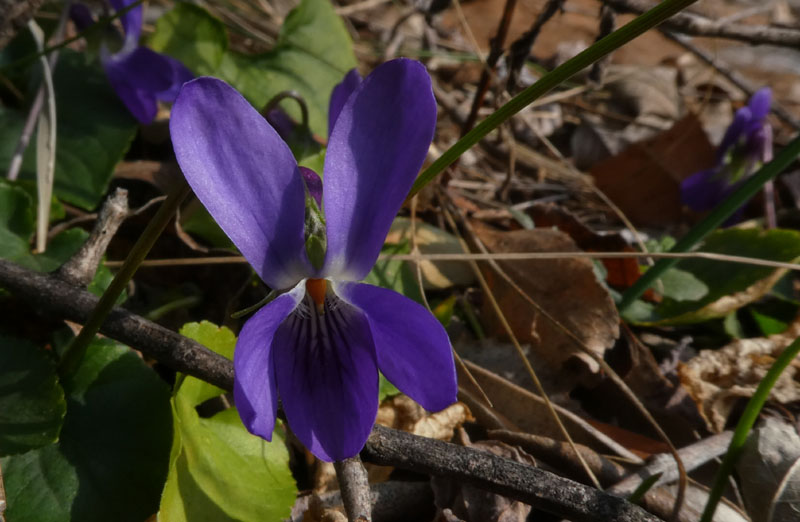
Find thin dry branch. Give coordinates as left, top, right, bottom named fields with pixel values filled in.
left=0, top=258, right=660, bottom=522
left=602, top=0, right=800, bottom=49
left=334, top=457, right=372, bottom=522
left=57, top=188, right=129, bottom=287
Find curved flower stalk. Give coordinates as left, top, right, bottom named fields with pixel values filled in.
left=70, top=0, right=194, bottom=123
left=170, top=59, right=458, bottom=461
left=681, top=88, right=773, bottom=218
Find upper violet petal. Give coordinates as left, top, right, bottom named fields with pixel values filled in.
left=104, top=46, right=189, bottom=123
left=234, top=283, right=304, bottom=440
left=328, top=69, right=362, bottom=138
left=153, top=53, right=195, bottom=103
left=322, top=59, right=436, bottom=280
left=171, top=78, right=310, bottom=289
left=336, top=281, right=457, bottom=412
left=109, top=0, right=143, bottom=51
left=273, top=294, right=378, bottom=461
left=70, top=4, right=95, bottom=32
left=747, top=87, right=772, bottom=122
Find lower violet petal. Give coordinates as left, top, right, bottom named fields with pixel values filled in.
left=336, top=281, right=457, bottom=413
left=273, top=292, right=378, bottom=461
left=234, top=283, right=305, bottom=440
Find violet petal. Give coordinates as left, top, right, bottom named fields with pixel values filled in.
left=337, top=281, right=457, bottom=412
left=717, top=106, right=752, bottom=161
left=273, top=293, right=378, bottom=461
left=171, top=77, right=310, bottom=290
left=747, top=87, right=772, bottom=122
left=680, top=168, right=728, bottom=212
left=104, top=46, right=192, bottom=123
left=328, top=69, right=362, bottom=138
left=322, top=59, right=436, bottom=281
left=109, top=0, right=143, bottom=51
left=234, top=283, right=304, bottom=440
left=300, top=167, right=323, bottom=206
left=70, top=4, right=95, bottom=32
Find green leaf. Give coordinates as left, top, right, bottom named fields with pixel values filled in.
left=179, top=199, right=235, bottom=250
left=379, top=373, right=400, bottom=401
left=0, top=335, right=66, bottom=456
left=1, top=338, right=172, bottom=522
left=657, top=267, right=708, bottom=301
left=0, top=51, right=138, bottom=210
left=0, top=181, right=86, bottom=270
left=0, top=181, right=34, bottom=263
left=626, top=228, right=800, bottom=325
left=150, top=0, right=356, bottom=138
left=159, top=321, right=296, bottom=521
left=147, top=2, right=228, bottom=76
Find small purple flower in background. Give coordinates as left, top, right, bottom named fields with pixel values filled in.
left=70, top=0, right=193, bottom=123
left=681, top=88, right=773, bottom=216
left=170, top=59, right=458, bottom=461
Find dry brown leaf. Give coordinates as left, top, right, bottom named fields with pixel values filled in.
left=678, top=322, right=800, bottom=432
left=737, top=418, right=800, bottom=522
left=473, top=224, right=619, bottom=373
left=590, top=113, right=716, bottom=227
left=412, top=403, right=471, bottom=441
left=528, top=204, right=647, bottom=294
left=458, top=359, right=642, bottom=462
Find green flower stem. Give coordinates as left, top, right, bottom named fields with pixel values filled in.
left=59, top=181, right=190, bottom=376
left=700, top=336, right=800, bottom=522
left=619, top=132, right=800, bottom=312
left=408, top=0, right=699, bottom=198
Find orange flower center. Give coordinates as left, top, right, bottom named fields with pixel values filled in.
left=305, top=278, right=327, bottom=314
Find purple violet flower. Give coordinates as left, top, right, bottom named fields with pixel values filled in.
left=681, top=87, right=773, bottom=215
left=170, top=59, right=458, bottom=461
left=71, top=0, right=194, bottom=124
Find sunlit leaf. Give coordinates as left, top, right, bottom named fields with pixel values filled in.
left=159, top=321, right=296, bottom=522
left=149, top=0, right=356, bottom=138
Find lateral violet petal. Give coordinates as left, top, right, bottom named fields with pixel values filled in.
left=328, top=69, right=362, bottom=138
left=273, top=294, right=378, bottom=461
left=171, top=77, right=310, bottom=289
left=234, top=283, right=304, bottom=440
left=336, top=281, right=457, bottom=412
left=322, top=59, right=436, bottom=280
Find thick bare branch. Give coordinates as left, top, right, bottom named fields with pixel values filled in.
left=0, top=258, right=658, bottom=522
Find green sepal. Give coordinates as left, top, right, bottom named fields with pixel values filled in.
left=304, top=189, right=326, bottom=271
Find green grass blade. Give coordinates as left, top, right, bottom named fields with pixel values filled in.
left=408, top=0, right=699, bottom=198
left=700, top=336, right=800, bottom=522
